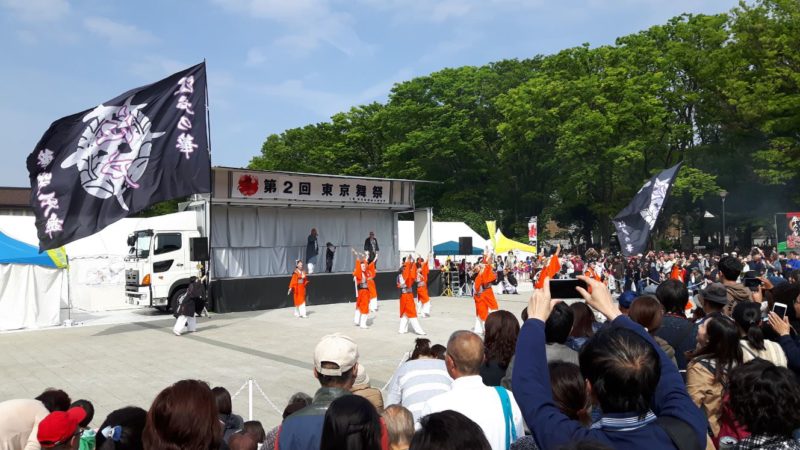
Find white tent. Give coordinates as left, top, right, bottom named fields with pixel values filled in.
left=398, top=221, right=487, bottom=258
left=0, top=212, right=197, bottom=312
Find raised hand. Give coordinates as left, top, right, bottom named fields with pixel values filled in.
left=576, top=275, right=621, bottom=322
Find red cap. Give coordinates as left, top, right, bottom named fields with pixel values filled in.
left=38, top=407, right=87, bottom=447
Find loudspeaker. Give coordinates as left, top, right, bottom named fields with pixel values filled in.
left=190, top=237, right=209, bottom=261
left=458, top=236, right=473, bottom=255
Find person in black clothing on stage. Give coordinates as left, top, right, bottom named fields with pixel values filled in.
left=325, top=242, right=336, bottom=273
left=306, top=228, right=319, bottom=273
left=364, top=231, right=379, bottom=263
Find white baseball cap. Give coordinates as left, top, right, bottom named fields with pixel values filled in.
left=314, top=333, right=358, bottom=376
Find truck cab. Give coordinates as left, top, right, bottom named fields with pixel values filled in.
left=125, top=228, right=200, bottom=311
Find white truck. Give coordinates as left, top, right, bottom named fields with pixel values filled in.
left=124, top=210, right=204, bottom=312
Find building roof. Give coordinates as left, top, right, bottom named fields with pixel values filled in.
left=0, top=187, right=31, bottom=208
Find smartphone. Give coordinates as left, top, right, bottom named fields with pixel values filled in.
left=742, top=277, right=762, bottom=290
left=549, top=279, right=588, bottom=299
left=773, top=302, right=788, bottom=319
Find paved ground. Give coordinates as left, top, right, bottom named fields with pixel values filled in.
left=0, top=292, right=532, bottom=429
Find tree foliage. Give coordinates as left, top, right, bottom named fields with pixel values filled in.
left=250, top=0, right=799, bottom=247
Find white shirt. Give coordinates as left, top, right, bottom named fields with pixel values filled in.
left=420, top=375, right=525, bottom=450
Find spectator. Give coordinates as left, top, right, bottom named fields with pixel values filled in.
left=726, top=359, right=800, bottom=449
left=227, top=433, right=256, bottom=450
left=263, top=393, right=311, bottom=450
left=717, top=256, right=752, bottom=314
left=697, top=283, right=728, bottom=316
left=320, top=395, right=382, bottom=450
left=278, top=333, right=359, bottom=450
left=36, top=390, right=71, bottom=413
left=382, top=405, right=414, bottom=450
left=511, top=362, right=592, bottom=450
left=628, top=296, right=677, bottom=366
left=37, top=406, right=87, bottom=450
left=512, top=276, right=707, bottom=449
left=69, top=401, right=93, bottom=430
left=410, top=410, right=491, bottom=450
left=732, top=302, right=787, bottom=366
left=94, top=407, right=147, bottom=450
left=617, top=290, right=637, bottom=315
left=685, top=314, right=743, bottom=437
left=430, top=344, right=446, bottom=360
left=480, top=310, right=520, bottom=386
left=421, top=330, right=524, bottom=450
left=240, top=421, right=265, bottom=448
left=0, top=392, right=51, bottom=450
left=212, top=387, right=244, bottom=444
left=654, top=279, right=698, bottom=370
left=142, top=379, right=221, bottom=450
left=544, top=303, right=579, bottom=364
left=566, top=303, right=596, bottom=352
left=351, top=364, right=384, bottom=413
left=385, top=339, right=451, bottom=421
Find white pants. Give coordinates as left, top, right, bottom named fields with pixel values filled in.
left=307, top=262, right=315, bottom=274
left=173, top=315, right=196, bottom=335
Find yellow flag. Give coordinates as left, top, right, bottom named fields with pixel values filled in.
left=46, top=247, right=68, bottom=268
left=486, top=221, right=497, bottom=248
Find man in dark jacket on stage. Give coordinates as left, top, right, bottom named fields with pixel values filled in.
left=364, top=231, right=379, bottom=263
left=306, top=228, right=319, bottom=273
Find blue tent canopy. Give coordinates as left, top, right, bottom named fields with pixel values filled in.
left=433, top=240, right=483, bottom=256
left=0, top=232, right=58, bottom=267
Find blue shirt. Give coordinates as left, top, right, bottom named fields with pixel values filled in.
left=511, top=315, right=707, bottom=450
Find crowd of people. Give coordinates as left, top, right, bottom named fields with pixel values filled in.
left=4, top=247, right=800, bottom=450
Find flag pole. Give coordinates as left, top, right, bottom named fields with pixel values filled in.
left=203, top=59, right=213, bottom=301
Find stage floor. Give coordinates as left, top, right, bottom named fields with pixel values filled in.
left=0, top=291, right=532, bottom=429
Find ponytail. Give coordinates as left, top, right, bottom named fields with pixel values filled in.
left=746, top=324, right=765, bottom=351
left=410, top=338, right=432, bottom=360
left=732, top=302, right=766, bottom=351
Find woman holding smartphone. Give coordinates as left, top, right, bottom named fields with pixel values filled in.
left=768, top=282, right=800, bottom=378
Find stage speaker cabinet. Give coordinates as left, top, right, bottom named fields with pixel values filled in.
left=458, top=236, right=473, bottom=255
left=190, top=237, right=209, bottom=262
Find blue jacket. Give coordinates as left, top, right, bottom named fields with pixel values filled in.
left=277, top=387, right=350, bottom=450
left=511, top=315, right=707, bottom=450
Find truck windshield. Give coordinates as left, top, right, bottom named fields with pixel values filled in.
left=135, top=234, right=152, bottom=258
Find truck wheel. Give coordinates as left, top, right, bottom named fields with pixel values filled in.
left=170, top=288, right=187, bottom=313
left=155, top=306, right=168, bottom=313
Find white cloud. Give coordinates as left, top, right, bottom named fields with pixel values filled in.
left=210, top=0, right=371, bottom=56
left=83, top=16, right=158, bottom=47
left=245, top=48, right=267, bottom=66
left=0, top=0, right=69, bottom=22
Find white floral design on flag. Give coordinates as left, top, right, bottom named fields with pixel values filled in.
left=37, top=149, right=54, bottom=169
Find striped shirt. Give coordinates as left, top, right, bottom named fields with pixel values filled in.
left=385, top=358, right=452, bottom=421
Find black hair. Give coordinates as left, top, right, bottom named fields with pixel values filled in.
left=430, top=344, right=446, bottom=360
left=410, top=410, right=491, bottom=450
left=578, top=327, right=660, bottom=415
left=241, top=421, right=266, bottom=443
left=732, top=302, right=765, bottom=351
left=520, top=306, right=529, bottom=322
left=655, top=279, right=689, bottom=314
left=729, top=359, right=800, bottom=437
left=320, top=395, right=382, bottom=450
left=690, top=314, right=742, bottom=383
left=410, top=338, right=434, bottom=360
left=71, top=399, right=94, bottom=428
left=211, top=386, right=232, bottom=415
left=317, top=362, right=356, bottom=388
left=771, top=282, right=800, bottom=328
left=545, top=302, right=574, bottom=344
left=95, top=406, right=147, bottom=450
left=718, top=256, right=743, bottom=282
left=35, top=389, right=71, bottom=412
left=283, top=393, right=312, bottom=419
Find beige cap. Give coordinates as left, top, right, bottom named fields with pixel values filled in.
left=353, top=363, right=370, bottom=387
left=314, top=333, right=358, bottom=376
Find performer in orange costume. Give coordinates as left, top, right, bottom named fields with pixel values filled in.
left=479, top=253, right=500, bottom=312
left=398, top=256, right=425, bottom=335
left=352, top=250, right=371, bottom=329
left=287, top=260, right=309, bottom=318
left=415, top=253, right=432, bottom=317
left=368, top=253, right=379, bottom=312
left=472, top=264, right=489, bottom=334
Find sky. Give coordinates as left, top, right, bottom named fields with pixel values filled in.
left=0, top=0, right=741, bottom=187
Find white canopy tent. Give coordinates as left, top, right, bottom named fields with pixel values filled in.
left=0, top=212, right=197, bottom=312
left=398, top=221, right=487, bottom=259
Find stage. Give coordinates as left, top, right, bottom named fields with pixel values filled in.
left=209, top=270, right=443, bottom=313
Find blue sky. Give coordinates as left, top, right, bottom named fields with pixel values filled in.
left=1, top=0, right=740, bottom=187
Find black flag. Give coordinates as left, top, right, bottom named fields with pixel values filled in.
left=26, top=63, right=210, bottom=251
left=613, top=162, right=682, bottom=257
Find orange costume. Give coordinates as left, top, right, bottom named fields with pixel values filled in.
left=416, top=257, right=431, bottom=317
left=670, top=264, right=682, bottom=281
left=535, top=253, right=562, bottom=289
left=367, top=259, right=379, bottom=312
left=398, top=260, right=425, bottom=335
left=353, top=258, right=370, bottom=328
left=288, top=268, right=308, bottom=318
left=473, top=270, right=489, bottom=322
left=479, top=256, right=500, bottom=312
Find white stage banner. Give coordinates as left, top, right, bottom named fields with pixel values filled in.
left=231, top=171, right=393, bottom=206
left=528, top=216, right=538, bottom=248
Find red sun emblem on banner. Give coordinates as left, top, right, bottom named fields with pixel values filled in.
left=238, top=174, right=259, bottom=196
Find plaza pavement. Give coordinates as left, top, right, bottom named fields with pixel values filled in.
left=0, top=291, right=532, bottom=429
